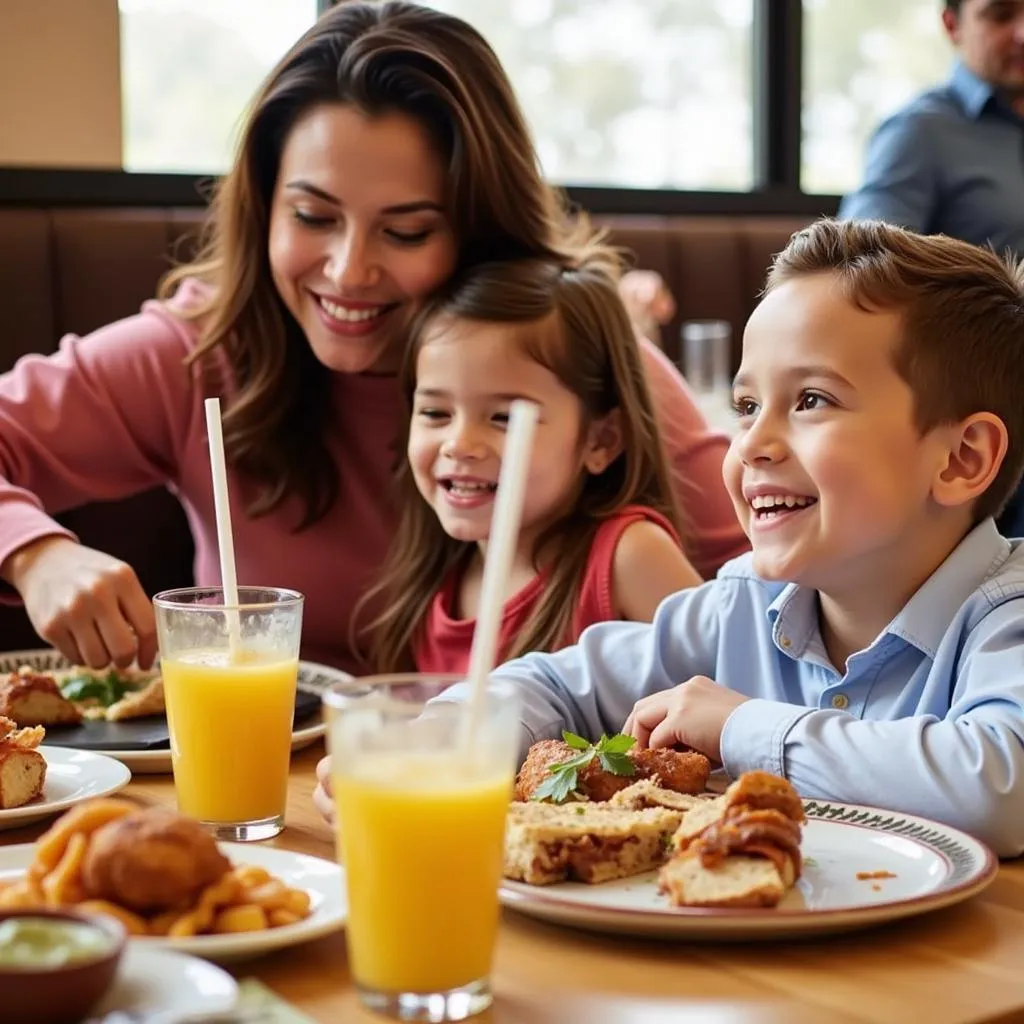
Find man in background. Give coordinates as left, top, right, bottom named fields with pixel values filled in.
left=840, top=0, right=1024, bottom=254
left=841, top=0, right=1024, bottom=535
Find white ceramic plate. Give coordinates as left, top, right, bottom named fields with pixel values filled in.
left=88, top=945, right=238, bottom=1020
left=0, top=841, right=347, bottom=964
left=0, top=649, right=349, bottom=774
left=499, top=799, right=998, bottom=941
left=0, top=746, right=131, bottom=831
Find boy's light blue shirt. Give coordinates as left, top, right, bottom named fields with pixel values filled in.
left=490, top=519, right=1024, bottom=856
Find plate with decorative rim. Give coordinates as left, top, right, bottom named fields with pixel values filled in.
left=499, top=799, right=998, bottom=941
left=0, top=841, right=346, bottom=964
left=0, top=746, right=131, bottom=831
left=0, top=649, right=350, bottom=774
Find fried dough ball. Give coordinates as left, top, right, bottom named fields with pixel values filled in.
left=81, top=807, right=230, bottom=913
left=514, top=739, right=710, bottom=802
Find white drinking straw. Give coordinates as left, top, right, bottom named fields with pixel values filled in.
left=204, top=397, right=242, bottom=655
left=461, top=399, right=539, bottom=748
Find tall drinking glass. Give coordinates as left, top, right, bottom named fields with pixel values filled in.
left=681, top=318, right=733, bottom=396
left=324, top=674, right=520, bottom=1022
left=153, top=586, right=304, bottom=842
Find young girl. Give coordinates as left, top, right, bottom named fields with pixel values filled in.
left=359, top=252, right=703, bottom=674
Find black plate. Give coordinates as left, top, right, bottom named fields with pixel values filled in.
left=40, top=688, right=323, bottom=752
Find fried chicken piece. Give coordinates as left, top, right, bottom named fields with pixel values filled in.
left=633, top=748, right=712, bottom=796
left=514, top=739, right=711, bottom=803
left=81, top=807, right=231, bottom=913
left=0, top=670, right=81, bottom=727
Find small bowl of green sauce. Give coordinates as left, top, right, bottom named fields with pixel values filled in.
left=0, top=908, right=126, bottom=1024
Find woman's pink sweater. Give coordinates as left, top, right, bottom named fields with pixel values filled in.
left=0, top=282, right=747, bottom=672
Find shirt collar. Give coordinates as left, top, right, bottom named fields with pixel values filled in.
left=889, top=518, right=1011, bottom=657
left=949, top=60, right=1000, bottom=119
left=764, top=518, right=1011, bottom=661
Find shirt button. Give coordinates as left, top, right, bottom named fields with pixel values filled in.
left=780, top=635, right=792, bottom=648
left=831, top=693, right=850, bottom=710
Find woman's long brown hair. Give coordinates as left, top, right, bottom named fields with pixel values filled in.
left=158, top=0, right=594, bottom=527
left=357, top=253, right=682, bottom=672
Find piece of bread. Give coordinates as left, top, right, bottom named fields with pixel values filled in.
left=504, top=801, right=684, bottom=885
left=659, top=850, right=792, bottom=908
left=105, top=677, right=164, bottom=722
left=659, top=772, right=805, bottom=909
left=0, top=746, right=46, bottom=809
left=669, top=796, right=728, bottom=853
left=608, top=777, right=712, bottom=813
left=0, top=671, right=82, bottom=727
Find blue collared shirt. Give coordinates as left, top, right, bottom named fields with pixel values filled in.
left=839, top=61, right=1024, bottom=257
left=491, top=519, right=1024, bottom=856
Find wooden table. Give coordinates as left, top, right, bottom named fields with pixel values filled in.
left=5, top=744, right=1024, bottom=1024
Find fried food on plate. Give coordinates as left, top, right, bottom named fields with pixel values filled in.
left=52, top=665, right=165, bottom=723
left=504, top=801, right=684, bottom=885
left=81, top=807, right=231, bottom=913
left=0, top=671, right=81, bottom=727
left=514, top=738, right=710, bottom=803
left=607, top=777, right=711, bottom=813
left=103, top=677, right=164, bottom=722
left=659, top=771, right=805, bottom=908
left=0, top=715, right=47, bottom=810
left=0, top=799, right=314, bottom=938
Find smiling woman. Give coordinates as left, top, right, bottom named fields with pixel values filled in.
left=0, top=0, right=746, bottom=679
left=267, top=105, right=457, bottom=375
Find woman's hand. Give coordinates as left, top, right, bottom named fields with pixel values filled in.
left=1, top=535, right=157, bottom=669
left=618, top=269, right=677, bottom=335
left=313, top=754, right=335, bottom=825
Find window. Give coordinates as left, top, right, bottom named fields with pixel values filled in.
left=119, top=0, right=319, bottom=173
left=802, top=0, right=951, bottom=195
left=424, top=0, right=754, bottom=191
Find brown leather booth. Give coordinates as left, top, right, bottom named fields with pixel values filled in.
left=0, top=206, right=811, bottom=649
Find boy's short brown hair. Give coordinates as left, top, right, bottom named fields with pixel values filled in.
left=766, top=218, right=1024, bottom=522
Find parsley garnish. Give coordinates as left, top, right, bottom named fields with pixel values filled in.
left=530, top=731, right=637, bottom=803
left=59, top=670, right=133, bottom=708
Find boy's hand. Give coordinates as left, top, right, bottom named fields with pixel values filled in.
left=313, top=754, right=335, bottom=826
left=622, top=676, right=750, bottom=763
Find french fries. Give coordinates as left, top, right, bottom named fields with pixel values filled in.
left=0, top=801, right=315, bottom=938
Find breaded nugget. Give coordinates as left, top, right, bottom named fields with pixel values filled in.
left=81, top=807, right=230, bottom=913
left=633, top=747, right=712, bottom=796
left=515, top=739, right=711, bottom=802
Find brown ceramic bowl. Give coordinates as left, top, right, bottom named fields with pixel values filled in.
left=0, top=907, right=126, bottom=1024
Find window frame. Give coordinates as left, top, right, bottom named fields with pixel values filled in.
left=0, top=0, right=840, bottom=217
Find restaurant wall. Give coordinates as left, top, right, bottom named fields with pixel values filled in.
left=0, top=0, right=122, bottom=168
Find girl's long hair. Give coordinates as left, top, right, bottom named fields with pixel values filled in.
left=158, top=0, right=594, bottom=528
left=357, top=253, right=682, bottom=671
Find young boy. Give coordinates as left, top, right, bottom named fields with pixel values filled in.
left=491, top=217, right=1024, bottom=857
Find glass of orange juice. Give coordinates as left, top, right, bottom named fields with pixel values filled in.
left=324, top=674, right=520, bottom=1021
left=153, top=586, right=304, bottom=842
